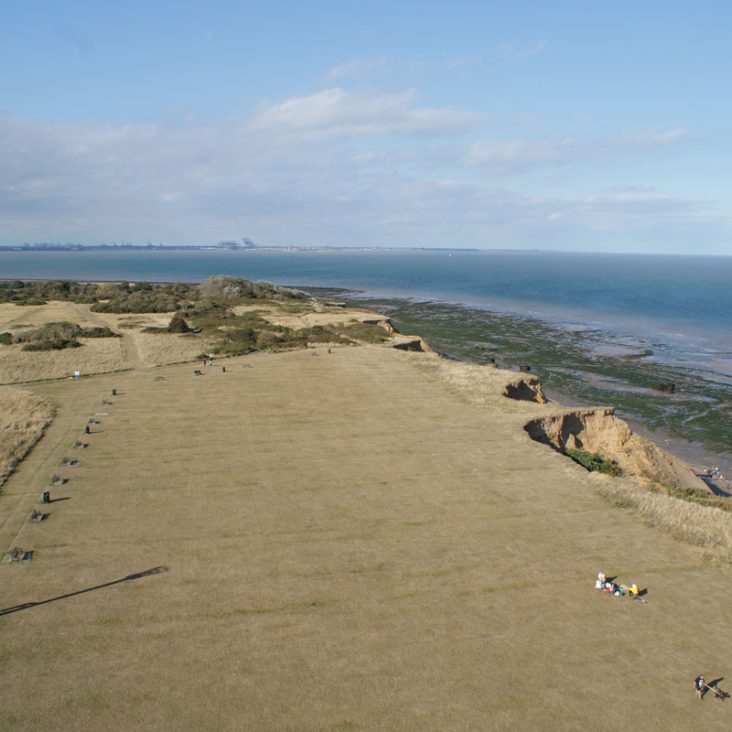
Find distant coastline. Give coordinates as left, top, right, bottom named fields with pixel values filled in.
left=0, top=242, right=480, bottom=253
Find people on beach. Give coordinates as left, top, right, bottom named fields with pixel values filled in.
left=695, top=675, right=705, bottom=700
left=629, top=584, right=640, bottom=600
left=595, top=572, right=606, bottom=589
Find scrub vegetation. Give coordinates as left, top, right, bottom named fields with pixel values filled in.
left=564, top=448, right=622, bottom=476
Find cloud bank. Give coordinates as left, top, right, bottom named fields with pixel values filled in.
left=0, top=84, right=724, bottom=252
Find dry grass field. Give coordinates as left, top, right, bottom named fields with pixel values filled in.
left=0, top=386, right=54, bottom=487
left=232, top=302, right=387, bottom=331
left=1, top=345, right=731, bottom=730
left=0, top=300, right=394, bottom=383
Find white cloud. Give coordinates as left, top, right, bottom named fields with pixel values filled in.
left=323, top=57, right=386, bottom=80
left=250, top=88, right=478, bottom=138
left=465, top=138, right=578, bottom=171
left=0, top=108, right=722, bottom=251
left=465, top=129, right=689, bottom=172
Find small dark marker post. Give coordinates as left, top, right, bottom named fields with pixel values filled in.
left=112, top=388, right=117, bottom=396
left=41, top=491, right=50, bottom=504
left=84, top=425, right=91, bottom=434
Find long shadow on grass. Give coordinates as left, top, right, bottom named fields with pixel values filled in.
left=0, top=566, right=168, bottom=616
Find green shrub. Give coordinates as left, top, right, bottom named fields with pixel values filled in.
left=22, top=338, right=81, bottom=351
left=255, top=331, right=283, bottom=348
left=665, top=484, right=732, bottom=513
left=336, top=322, right=389, bottom=343
left=564, top=448, right=622, bottom=477
left=0, top=332, right=12, bottom=345
left=79, top=326, right=119, bottom=338
left=167, top=313, right=192, bottom=333
left=14, top=321, right=118, bottom=351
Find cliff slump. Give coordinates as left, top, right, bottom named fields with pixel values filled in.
left=525, top=407, right=707, bottom=492
left=503, top=376, right=547, bottom=404
left=375, top=319, right=432, bottom=352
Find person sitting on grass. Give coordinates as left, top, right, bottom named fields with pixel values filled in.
left=629, top=584, right=640, bottom=600
left=695, top=675, right=705, bottom=700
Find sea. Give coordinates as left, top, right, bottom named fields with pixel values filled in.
left=2, top=248, right=731, bottom=383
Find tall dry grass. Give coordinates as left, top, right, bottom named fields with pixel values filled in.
left=592, top=474, right=732, bottom=562
left=0, top=386, right=54, bottom=487
left=133, top=332, right=211, bottom=366
left=0, top=339, right=126, bottom=384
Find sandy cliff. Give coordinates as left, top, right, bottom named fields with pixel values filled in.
left=524, top=406, right=707, bottom=492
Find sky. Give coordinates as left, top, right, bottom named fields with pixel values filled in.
left=1, top=0, right=731, bottom=254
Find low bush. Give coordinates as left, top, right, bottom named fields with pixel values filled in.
left=336, top=322, right=389, bottom=343
left=167, top=313, right=192, bottom=333
left=0, top=332, right=12, bottom=345
left=565, top=448, right=622, bottom=476
left=664, top=484, right=732, bottom=513
left=0, top=279, right=100, bottom=305
left=78, top=326, right=119, bottom=338
left=14, top=321, right=119, bottom=351
left=22, top=338, right=81, bottom=351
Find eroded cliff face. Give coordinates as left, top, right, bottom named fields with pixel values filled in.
left=391, top=335, right=432, bottom=352
left=525, top=407, right=707, bottom=492
left=503, top=376, right=547, bottom=404
left=373, top=318, right=433, bottom=352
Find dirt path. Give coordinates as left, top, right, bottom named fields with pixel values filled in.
left=119, top=333, right=145, bottom=369
left=79, top=307, right=147, bottom=371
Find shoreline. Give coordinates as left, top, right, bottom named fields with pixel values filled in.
left=543, top=385, right=732, bottom=496
left=349, top=296, right=732, bottom=473
left=3, top=277, right=730, bottom=489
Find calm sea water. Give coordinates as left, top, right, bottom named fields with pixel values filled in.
left=2, top=248, right=731, bottom=378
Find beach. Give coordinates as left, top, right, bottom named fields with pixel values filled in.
left=1, top=286, right=732, bottom=729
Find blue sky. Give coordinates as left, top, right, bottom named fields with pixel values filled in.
left=1, top=0, right=730, bottom=253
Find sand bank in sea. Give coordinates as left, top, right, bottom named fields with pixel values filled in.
left=2, top=338, right=732, bottom=730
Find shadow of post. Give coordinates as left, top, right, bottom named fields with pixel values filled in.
left=0, top=566, right=168, bottom=616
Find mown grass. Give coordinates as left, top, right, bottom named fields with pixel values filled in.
left=5, top=346, right=732, bottom=731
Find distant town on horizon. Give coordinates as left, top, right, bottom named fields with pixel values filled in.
left=0, top=239, right=479, bottom=253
